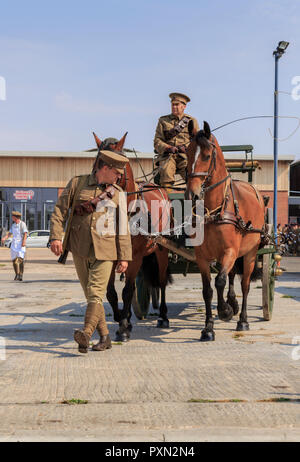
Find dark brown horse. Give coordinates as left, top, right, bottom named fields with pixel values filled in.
left=92, top=133, right=172, bottom=342
left=185, top=121, right=265, bottom=341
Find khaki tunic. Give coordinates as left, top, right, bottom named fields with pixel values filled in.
left=154, top=113, right=199, bottom=158
left=50, top=174, right=132, bottom=262
left=154, top=113, right=199, bottom=185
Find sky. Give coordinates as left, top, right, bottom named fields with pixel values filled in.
left=0, top=0, right=300, bottom=158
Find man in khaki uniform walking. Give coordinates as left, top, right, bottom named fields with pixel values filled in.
left=50, top=150, right=132, bottom=354
left=154, top=92, right=199, bottom=191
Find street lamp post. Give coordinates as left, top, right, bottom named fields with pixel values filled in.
left=273, top=41, right=289, bottom=239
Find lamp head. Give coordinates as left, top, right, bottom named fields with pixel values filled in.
left=277, top=41, right=289, bottom=52
left=273, top=41, right=289, bottom=57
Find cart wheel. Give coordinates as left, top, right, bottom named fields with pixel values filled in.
left=262, top=212, right=275, bottom=321
left=132, top=270, right=151, bottom=320
left=262, top=252, right=275, bottom=321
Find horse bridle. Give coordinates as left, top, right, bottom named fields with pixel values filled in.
left=188, top=136, right=230, bottom=198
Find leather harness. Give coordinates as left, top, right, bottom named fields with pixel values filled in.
left=188, top=137, right=267, bottom=236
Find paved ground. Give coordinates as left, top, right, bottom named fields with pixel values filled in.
left=0, top=247, right=299, bottom=442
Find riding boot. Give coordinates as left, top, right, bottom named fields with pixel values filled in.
left=92, top=309, right=110, bottom=351
left=74, top=302, right=102, bottom=353
left=13, top=259, right=19, bottom=280
left=92, top=334, right=112, bottom=351
left=13, top=258, right=22, bottom=281
left=19, top=258, right=24, bottom=281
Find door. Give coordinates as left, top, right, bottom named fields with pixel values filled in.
left=43, top=202, right=55, bottom=230
left=25, top=203, right=38, bottom=231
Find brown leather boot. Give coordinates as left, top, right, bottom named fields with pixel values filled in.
left=92, top=334, right=112, bottom=352
left=13, top=259, right=19, bottom=280
left=74, top=330, right=90, bottom=354
left=74, top=302, right=102, bottom=353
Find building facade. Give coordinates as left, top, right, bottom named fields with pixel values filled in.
left=289, top=160, right=300, bottom=223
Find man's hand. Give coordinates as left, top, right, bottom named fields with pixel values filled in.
left=116, top=260, right=128, bottom=273
left=177, top=145, right=187, bottom=153
left=165, top=146, right=178, bottom=154
left=1, top=234, right=9, bottom=243
left=50, top=240, right=63, bottom=256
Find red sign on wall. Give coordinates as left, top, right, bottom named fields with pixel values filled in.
left=13, top=190, right=35, bottom=200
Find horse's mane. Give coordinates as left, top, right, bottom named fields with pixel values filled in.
left=195, top=130, right=211, bottom=151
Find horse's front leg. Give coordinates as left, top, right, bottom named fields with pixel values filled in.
left=114, top=279, right=135, bottom=342
left=200, top=272, right=215, bottom=341
left=157, top=286, right=169, bottom=328
left=115, top=257, right=143, bottom=342
left=226, top=269, right=239, bottom=315
left=156, top=247, right=171, bottom=329
left=106, top=263, right=121, bottom=323
left=215, top=251, right=236, bottom=322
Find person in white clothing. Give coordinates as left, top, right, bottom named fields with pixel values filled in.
left=1, top=211, right=28, bottom=281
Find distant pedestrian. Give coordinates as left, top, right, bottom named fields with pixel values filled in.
left=1, top=211, right=28, bottom=281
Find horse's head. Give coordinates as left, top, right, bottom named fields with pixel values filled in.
left=92, top=131, right=134, bottom=190
left=186, top=121, right=226, bottom=201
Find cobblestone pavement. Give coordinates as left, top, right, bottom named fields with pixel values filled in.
left=0, top=248, right=299, bottom=441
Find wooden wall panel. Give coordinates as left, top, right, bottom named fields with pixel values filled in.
left=0, top=156, right=290, bottom=191
left=228, top=160, right=289, bottom=191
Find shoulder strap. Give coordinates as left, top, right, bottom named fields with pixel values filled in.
left=164, top=115, right=190, bottom=141
left=62, top=175, right=88, bottom=252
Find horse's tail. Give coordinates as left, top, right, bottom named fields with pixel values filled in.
left=233, top=256, right=262, bottom=282
left=141, top=253, right=173, bottom=288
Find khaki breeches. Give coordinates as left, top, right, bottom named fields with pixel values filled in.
left=159, top=153, right=187, bottom=186
left=72, top=253, right=113, bottom=305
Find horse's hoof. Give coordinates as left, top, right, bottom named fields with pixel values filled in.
left=227, top=297, right=239, bottom=316
left=115, top=331, right=130, bottom=342
left=157, top=318, right=169, bottom=328
left=217, top=304, right=234, bottom=322
left=236, top=321, right=249, bottom=331
left=200, top=329, right=215, bottom=342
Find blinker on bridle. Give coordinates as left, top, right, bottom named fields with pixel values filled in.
left=188, top=136, right=230, bottom=198
left=188, top=138, right=217, bottom=181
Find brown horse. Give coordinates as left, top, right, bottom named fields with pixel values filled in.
left=185, top=121, right=265, bottom=341
left=92, top=133, right=172, bottom=342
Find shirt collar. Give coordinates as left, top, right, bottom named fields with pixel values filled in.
left=170, top=113, right=186, bottom=121
left=88, top=173, right=98, bottom=186
left=88, top=174, right=108, bottom=189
